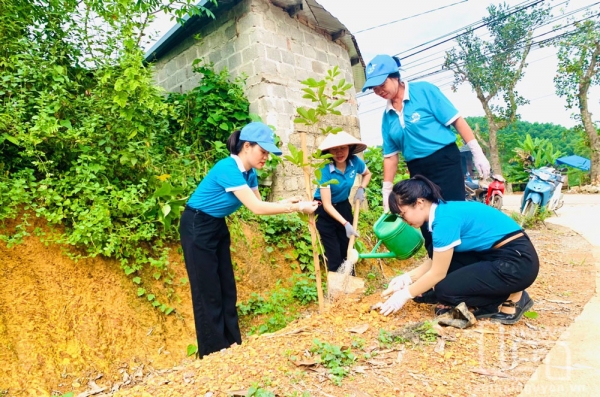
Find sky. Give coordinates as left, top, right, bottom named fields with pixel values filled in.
left=316, top=0, right=600, bottom=146
left=146, top=0, right=600, bottom=147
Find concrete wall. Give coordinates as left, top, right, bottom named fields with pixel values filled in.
left=151, top=0, right=362, bottom=199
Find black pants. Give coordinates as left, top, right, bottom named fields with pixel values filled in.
left=434, top=232, right=539, bottom=314
left=315, top=199, right=353, bottom=272
left=406, top=142, right=465, bottom=256
left=179, top=206, right=241, bottom=358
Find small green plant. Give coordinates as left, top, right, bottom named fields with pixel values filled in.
left=237, top=276, right=319, bottom=335
left=246, top=384, right=276, bottom=397
left=413, top=320, right=439, bottom=343
left=291, top=274, right=318, bottom=305
left=378, top=329, right=406, bottom=347
left=186, top=344, right=198, bottom=357
left=351, top=337, right=365, bottom=350
left=512, top=205, right=551, bottom=229
left=310, top=339, right=356, bottom=385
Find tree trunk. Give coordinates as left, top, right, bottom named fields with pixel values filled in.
left=580, top=103, right=600, bottom=184
left=480, top=101, right=503, bottom=177
left=578, top=42, right=600, bottom=184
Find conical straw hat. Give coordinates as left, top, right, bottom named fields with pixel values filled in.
left=318, top=131, right=367, bottom=154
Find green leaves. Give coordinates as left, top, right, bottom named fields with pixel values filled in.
left=186, top=344, right=198, bottom=357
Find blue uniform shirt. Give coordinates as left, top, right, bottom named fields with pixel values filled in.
left=382, top=81, right=460, bottom=162
left=430, top=201, right=521, bottom=252
left=186, top=155, right=258, bottom=218
left=314, top=156, right=367, bottom=203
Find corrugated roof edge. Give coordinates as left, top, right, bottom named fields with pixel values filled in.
left=143, top=0, right=211, bottom=63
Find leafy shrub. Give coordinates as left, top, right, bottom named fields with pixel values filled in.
left=363, top=147, right=409, bottom=209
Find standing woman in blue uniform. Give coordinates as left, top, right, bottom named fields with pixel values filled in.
left=362, top=54, right=490, bottom=253
left=379, top=175, right=539, bottom=325
left=180, top=122, right=318, bottom=358
left=314, top=131, right=372, bottom=272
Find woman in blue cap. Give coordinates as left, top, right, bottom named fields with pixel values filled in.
left=362, top=54, right=491, bottom=267
left=180, top=122, right=318, bottom=358
left=363, top=54, right=490, bottom=208
left=379, top=175, right=538, bottom=325
left=313, top=131, right=372, bottom=272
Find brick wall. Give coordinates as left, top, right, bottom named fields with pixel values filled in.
left=151, top=0, right=363, bottom=199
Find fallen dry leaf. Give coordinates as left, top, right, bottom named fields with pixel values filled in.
left=346, top=324, right=369, bottom=334
left=470, top=368, right=509, bottom=378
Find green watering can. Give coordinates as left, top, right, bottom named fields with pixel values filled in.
left=348, top=213, right=424, bottom=264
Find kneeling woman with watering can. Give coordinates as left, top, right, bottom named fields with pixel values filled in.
left=379, top=175, right=539, bottom=325
left=180, top=122, right=318, bottom=358
left=314, top=131, right=372, bottom=272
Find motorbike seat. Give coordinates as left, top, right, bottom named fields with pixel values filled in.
left=465, top=180, right=479, bottom=189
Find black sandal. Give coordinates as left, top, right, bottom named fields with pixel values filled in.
left=490, top=291, right=534, bottom=325
left=434, top=304, right=453, bottom=316
left=413, top=289, right=438, bottom=304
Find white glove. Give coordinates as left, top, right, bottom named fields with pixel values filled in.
left=344, top=222, right=359, bottom=238
left=382, top=181, right=393, bottom=212
left=297, top=201, right=318, bottom=214
left=466, top=140, right=490, bottom=180
left=380, top=288, right=413, bottom=316
left=381, top=273, right=412, bottom=298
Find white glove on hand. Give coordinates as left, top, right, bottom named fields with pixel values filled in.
left=344, top=222, right=359, bottom=238
left=380, top=288, right=414, bottom=316
left=381, top=273, right=412, bottom=298
left=353, top=187, right=366, bottom=204
left=297, top=201, right=318, bottom=214
left=466, top=140, right=491, bottom=180
left=382, top=181, right=393, bottom=212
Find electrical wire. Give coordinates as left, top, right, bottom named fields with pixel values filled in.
left=354, top=0, right=469, bottom=34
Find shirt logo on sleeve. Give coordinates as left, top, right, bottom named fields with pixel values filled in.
left=410, top=112, right=421, bottom=123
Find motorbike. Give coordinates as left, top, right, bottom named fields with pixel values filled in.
left=520, top=166, right=566, bottom=218
left=485, top=174, right=506, bottom=209
left=464, top=173, right=506, bottom=210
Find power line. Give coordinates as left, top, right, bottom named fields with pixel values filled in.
left=354, top=0, right=469, bottom=34
left=355, top=2, right=600, bottom=101
left=394, top=10, right=600, bottom=82
left=396, top=0, right=549, bottom=59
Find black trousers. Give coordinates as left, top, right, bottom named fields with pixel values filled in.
left=434, top=232, right=540, bottom=314
left=406, top=142, right=465, bottom=256
left=315, top=199, right=353, bottom=272
left=179, top=206, right=241, bottom=358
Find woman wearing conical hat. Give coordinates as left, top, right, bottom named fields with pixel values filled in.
left=314, top=131, right=372, bottom=272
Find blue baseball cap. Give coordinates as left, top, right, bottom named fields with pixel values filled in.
left=240, top=122, right=282, bottom=156
left=362, top=54, right=401, bottom=92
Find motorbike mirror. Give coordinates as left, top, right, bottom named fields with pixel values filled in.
left=559, top=167, right=568, bottom=173
left=527, top=155, right=535, bottom=162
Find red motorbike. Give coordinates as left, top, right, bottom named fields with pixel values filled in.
left=465, top=173, right=505, bottom=210
left=484, top=174, right=505, bottom=209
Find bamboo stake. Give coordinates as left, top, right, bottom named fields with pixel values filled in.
left=301, top=132, right=324, bottom=312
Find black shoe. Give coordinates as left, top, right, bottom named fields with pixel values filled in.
left=490, top=291, right=534, bottom=325
left=470, top=307, right=498, bottom=320
left=413, top=289, right=438, bottom=304
left=434, top=304, right=453, bottom=316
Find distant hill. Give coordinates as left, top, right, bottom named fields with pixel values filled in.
left=464, top=117, right=590, bottom=170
